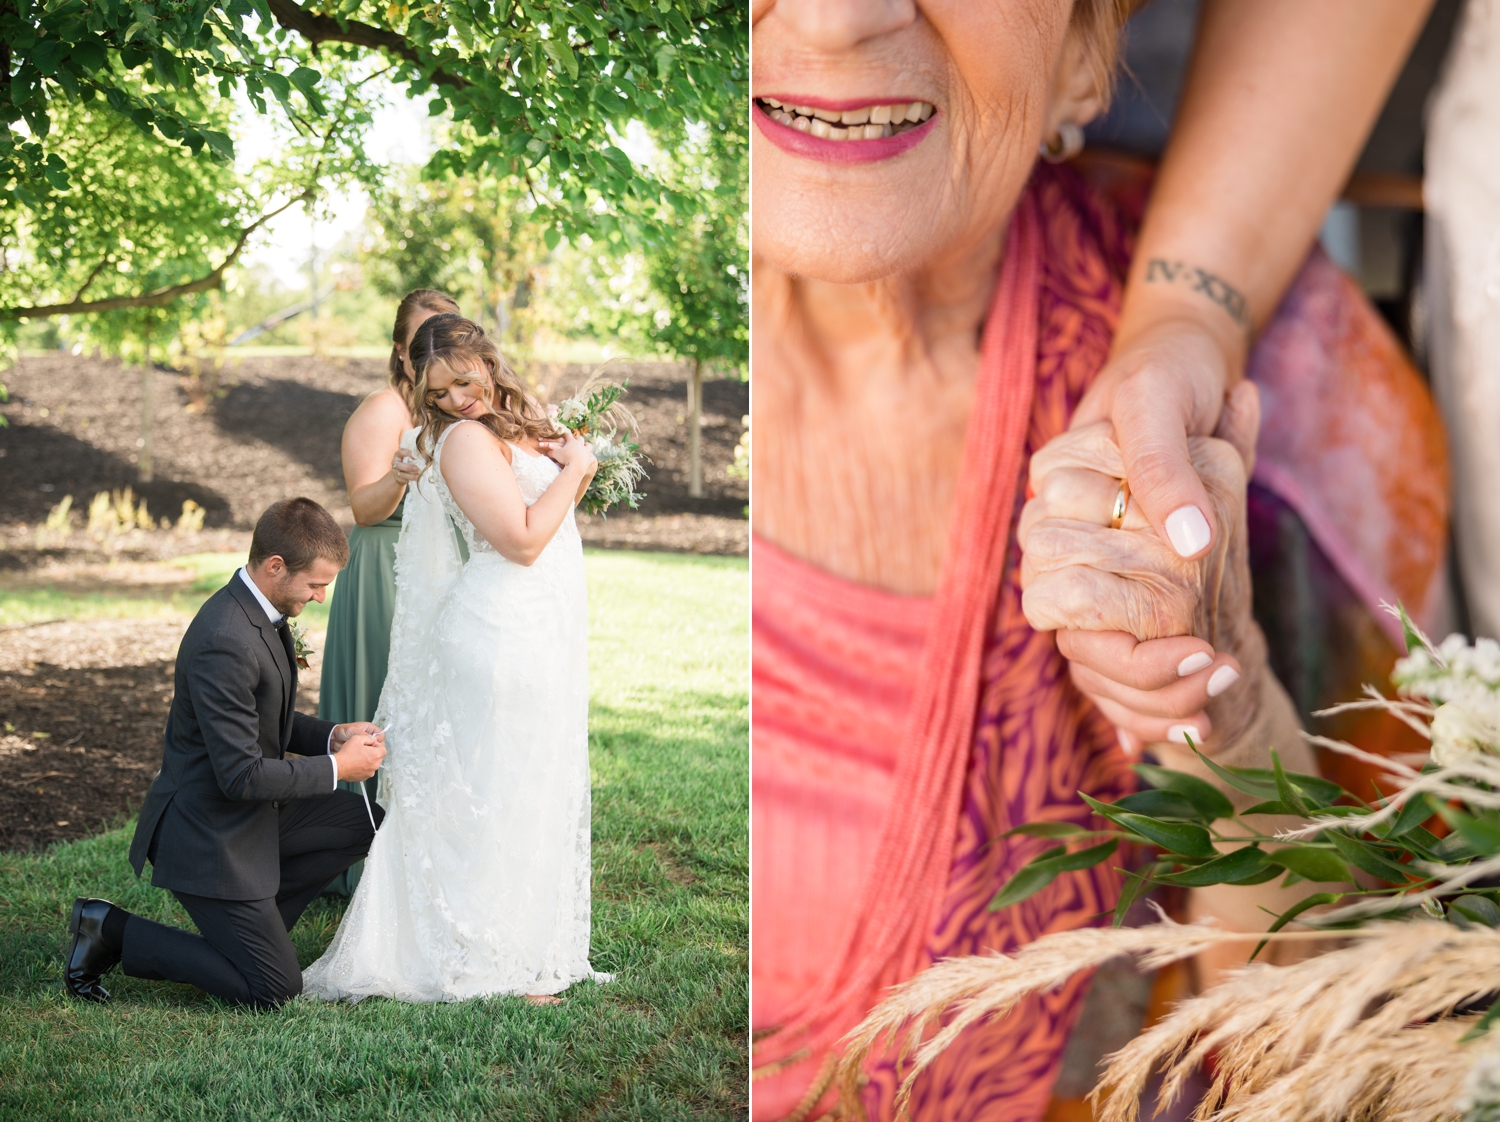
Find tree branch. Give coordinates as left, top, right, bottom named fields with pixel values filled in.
left=3, top=191, right=313, bottom=320
left=69, top=255, right=114, bottom=305
left=264, top=0, right=468, bottom=89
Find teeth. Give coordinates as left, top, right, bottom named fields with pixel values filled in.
left=762, top=99, right=934, bottom=138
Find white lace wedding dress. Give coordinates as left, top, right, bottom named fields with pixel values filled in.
left=302, top=422, right=606, bottom=1002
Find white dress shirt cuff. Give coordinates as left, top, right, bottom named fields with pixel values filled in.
left=328, top=731, right=338, bottom=790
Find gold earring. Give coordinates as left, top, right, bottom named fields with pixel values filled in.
left=1039, top=121, right=1084, bottom=163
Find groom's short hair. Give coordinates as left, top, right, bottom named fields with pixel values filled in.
left=248, top=498, right=350, bottom=572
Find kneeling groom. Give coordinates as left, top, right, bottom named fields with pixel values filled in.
left=65, top=498, right=387, bottom=1007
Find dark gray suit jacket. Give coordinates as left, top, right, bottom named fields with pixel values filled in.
left=129, top=576, right=338, bottom=900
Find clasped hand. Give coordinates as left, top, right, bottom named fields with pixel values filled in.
left=331, top=722, right=386, bottom=782
left=1018, top=382, right=1263, bottom=757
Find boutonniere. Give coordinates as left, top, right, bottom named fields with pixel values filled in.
left=288, top=620, right=313, bottom=669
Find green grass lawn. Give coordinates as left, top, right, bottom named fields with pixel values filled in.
left=0, top=551, right=748, bottom=1120
left=0, top=553, right=333, bottom=628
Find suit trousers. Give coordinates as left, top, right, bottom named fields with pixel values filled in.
left=120, top=789, right=381, bottom=1007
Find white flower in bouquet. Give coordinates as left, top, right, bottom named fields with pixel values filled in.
left=1395, top=626, right=1500, bottom=765
left=1430, top=697, right=1500, bottom=766
left=550, top=378, right=647, bottom=517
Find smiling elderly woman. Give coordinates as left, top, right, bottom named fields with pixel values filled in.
left=750, top=1, right=1447, bottom=1120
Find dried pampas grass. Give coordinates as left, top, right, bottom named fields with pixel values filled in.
left=839, top=919, right=1500, bottom=1122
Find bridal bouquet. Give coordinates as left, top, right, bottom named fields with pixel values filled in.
left=552, top=380, right=647, bottom=516
left=841, top=605, right=1500, bottom=1122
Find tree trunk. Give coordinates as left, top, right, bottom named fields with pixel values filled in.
left=139, top=340, right=154, bottom=484
left=689, top=358, right=703, bottom=499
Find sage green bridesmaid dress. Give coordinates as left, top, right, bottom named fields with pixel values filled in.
left=319, top=499, right=405, bottom=895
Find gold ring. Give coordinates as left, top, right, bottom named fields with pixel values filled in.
left=1109, top=478, right=1131, bottom=529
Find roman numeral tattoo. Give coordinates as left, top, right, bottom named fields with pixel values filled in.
left=1144, top=258, right=1250, bottom=329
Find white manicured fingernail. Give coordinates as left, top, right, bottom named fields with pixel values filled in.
left=1117, top=729, right=1132, bottom=754
left=1165, top=505, right=1212, bottom=558
left=1167, top=724, right=1200, bottom=745
left=1206, top=665, right=1240, bottom=697
left=1177, top=652, right=1213, bottom=677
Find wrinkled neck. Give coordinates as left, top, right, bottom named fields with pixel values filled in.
left=751, top=222, right=1012, bottom=595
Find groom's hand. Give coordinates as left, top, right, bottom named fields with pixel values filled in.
left=331, top=723, right=386, bottom=783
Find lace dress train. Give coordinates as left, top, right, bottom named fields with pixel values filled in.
left=302, top=423, right=606, bottom=1002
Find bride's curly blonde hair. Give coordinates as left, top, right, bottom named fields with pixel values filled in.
left=408, top=314, right=556, bottom=461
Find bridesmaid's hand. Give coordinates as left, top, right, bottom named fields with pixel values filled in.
left=391, top=450, right=423, bottom=485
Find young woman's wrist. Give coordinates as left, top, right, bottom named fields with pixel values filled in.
left=1113, top=283, right=1251, bottom=382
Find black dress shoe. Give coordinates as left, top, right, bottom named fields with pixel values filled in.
left=65, top=897, right=121, bottom=1003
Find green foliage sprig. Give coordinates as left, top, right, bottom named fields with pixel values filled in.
left=552, top=379, right=646, bottom=517
left=992, top=604, right=1500, bottom=983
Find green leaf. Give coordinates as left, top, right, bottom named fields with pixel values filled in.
left=1081, top=792, right=1217, bottom=856
left=1432, top=830, right=1481, bottom=863
left=1195, top=747, right=1347, bottom=806
left=31, top=40, right=65, bottom=76
left=1111, top=811, right=1216, bottom=859
left=654, top=43, right=677, bottom=80
left=1114, top=789, right=1206, bottom=821
left=1131, top=764, right=1234, bottom=821
left=988, top=841, right=1119, bottom=912
left=1385, top=793, right=1438, bottom=839
left=1155, top=846, right=1271, bottom=888
left=1002, top=822, right=1092, bottom=839
left=1266, top=845, right=1350, bottom=884
left=1442, top=809, right=1500, bottom=858
left=262, top=70, right=291, bottom=103
left=1113, top=865, right=1157, bottom=927
left=1450, top=895, right=1500, bottom=928
left=1241, top=801, right=1300, bottom=817
left=1192, top=747, right=1280, bottom=802
left=541, top=38, right=578, bottom=80
left=1271, top=749, right=1312, bottom=815
left=543, top=224, right=562, bottom=251
left=1324, top=831, right=1418, bottom=884
left=1395, top=601, right=1428, bottom=657
left=288, top=66, right=321, bottom=95
left=1250, top=892, right=1343, bottom=960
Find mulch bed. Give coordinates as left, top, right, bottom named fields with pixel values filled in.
left=0, top=618, right=327, bottom=853
left=0, top=352, right=747, bottom=557
left=0, top=620, right=185, bottom=851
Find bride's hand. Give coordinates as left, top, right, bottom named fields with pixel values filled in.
left=553, top=431, right=598, bottom=478
left=1018, top=382, right=1263, bottom=755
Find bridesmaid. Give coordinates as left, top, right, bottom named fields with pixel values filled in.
left=321, top=288, right=460, bottom=895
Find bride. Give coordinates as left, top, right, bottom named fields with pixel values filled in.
left=302, top=313, right=608, bottom=1004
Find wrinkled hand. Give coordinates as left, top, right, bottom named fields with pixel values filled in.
left=392, top=449, right=423, bottom=485
left=1070, top=318, right=1239, bottom=561
left=331, top=722, right=386, bottom=783
left=1019, top=381, right=1265, bottom=755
